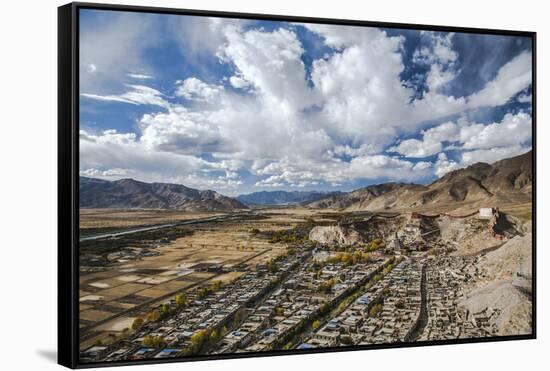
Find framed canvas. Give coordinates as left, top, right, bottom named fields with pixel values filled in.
left=58, top=2, right=536, bottom=368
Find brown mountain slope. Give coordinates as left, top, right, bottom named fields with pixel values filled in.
left=80, top=177, right=249, bottom=212
left=308, top=150, right=532, bottom=211
left=306, top=182, right=419, bottom=209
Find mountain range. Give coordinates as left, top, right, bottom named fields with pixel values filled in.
left=79, top=177, right=248, bottom=212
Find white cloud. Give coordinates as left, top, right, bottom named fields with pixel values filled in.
left=175, top=78, right=223, bottom=103
left=461, top=145, right=530, bottom=166
left=79, top=129, right=244, bottom=190
left=424, top=121, right=461, bottom=143
left=128, top=72, right=153, bottom=80
left=389, top=138, right=442, bottom=158
left=461, top=112, right=532, bottom=150
left=81, top=84, right=170, bottom=108
left=229, top=75, right=250, bottom=89
left=169, top=16, right=249, bottom=57
left=426, top=63, right=455, bottom=92
left=389, top=121, right=460, bottom=158
left=79, top=20, right=532, bottom=192
left=138, top=106, right=233, bottom=155
left=218, top=26, right=318, bottom=111
left=467, top=51, right=532, bottom=108
left=305, top=24, right=467, bottom=147
left=413, top=32, right=457, bottom=65
left=434, top=152, right=460, bottom=178
left=390, top=111, right=531, bottom=162
left=80, top=167, right=130, bottom=178
left=517, top=92, right=532, bottom=103
left=253, top=154, right=432, bottom=188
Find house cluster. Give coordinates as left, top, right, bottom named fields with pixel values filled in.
left=301, top=259, right=422, bottom=348
left=211, top=256, right=391, bottom=354
left=82, top=248, right=312, bottom=362
left=418, top=256, right=497, bottom=341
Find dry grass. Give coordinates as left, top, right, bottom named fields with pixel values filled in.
left=80, top=208, right=222, bottom=230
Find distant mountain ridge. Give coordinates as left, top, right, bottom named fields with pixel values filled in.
left=80, top=177, right=248, bottom=212
left=236, top=190, right=343, bottom=206
left=306, top=150, right=532, bottom=211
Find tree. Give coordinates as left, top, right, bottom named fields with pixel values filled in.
left=209, top=329, right=219, bottom=343
left=197, top=287, right=212, bottom=300
left=318, top=278, right=336, bottom=294
left=142, top=335, right=166, bottom=349
left=146, top=309, right=161, bottom=322
left=131, top=318, right=144, bottom=330
left=175, top=293, right=187, bottom=308
left=312, top=320, right=321, bottom=330
left=221, top=326, right=229, bottom=336
left=191, top=330, right=208, bottom=352
left=369, top=303, right=382, bottom=317
left=338, top=302, right=347, bottom=312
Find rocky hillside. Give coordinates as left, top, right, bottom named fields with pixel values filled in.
left=307, top=150, right=532, bottom=211
left=309, top=225, right=363, bottom=245
left=80, top=177, right=248, bottom=212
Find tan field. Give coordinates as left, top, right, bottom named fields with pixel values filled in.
left=80, top=208, right=223, bottom=230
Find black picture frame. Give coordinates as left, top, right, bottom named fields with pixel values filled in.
left=58, top=2, right=537, bottom=369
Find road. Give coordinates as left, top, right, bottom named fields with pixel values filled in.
left=405, top=263, right=428, bottom=342
left=79, top=212, right=255, bottom=242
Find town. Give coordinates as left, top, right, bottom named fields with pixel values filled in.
left=79, top=206, right=532, bottom=362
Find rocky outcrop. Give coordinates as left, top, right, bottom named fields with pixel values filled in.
left=309, top=225, right=363, bottom=245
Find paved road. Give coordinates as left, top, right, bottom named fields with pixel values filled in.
left=79, top=212, right=253, bottom=242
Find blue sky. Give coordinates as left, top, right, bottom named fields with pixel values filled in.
left=79, top=9, right=533, bottom=196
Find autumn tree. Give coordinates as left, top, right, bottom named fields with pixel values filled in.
left=131, top=318, right=144, bottom=330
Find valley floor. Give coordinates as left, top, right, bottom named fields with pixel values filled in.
left=78, top=205, right=533, bottom=363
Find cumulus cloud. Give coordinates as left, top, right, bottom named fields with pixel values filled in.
left=79, top=129, right=244, bottom=190
left=169, top=16, right=249, bottom=57
left=305, top=24, right=467, bottom=147
left=390, top=112, right=530, bottom=163
left=426, top=63, right=456, bottom=92
left=218, top=26, right=318, bottom=111
left=175, top=78, right=223, bottom=103
left=229, top=75, right=251, bottom=89
left=461, top=146, right=530, bottom=166
left=517, top=92, right=532, bottom=103
left=389, top=121, right=459, bottom=158
left=413, top=32, right=458, bottom=65
left=138, top=106, right=234, bottom=155
left=468, top=51, right=532, bottom=108
left=79, top=17, right=533, bottom=192
left=434, top=152, right=460, bottom=178
left=460, top=112, right=532, bottom=150
left=389, top=138, right=442, bottom=158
